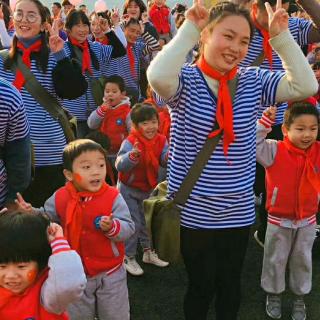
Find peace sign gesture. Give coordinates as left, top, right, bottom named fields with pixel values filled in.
left=265, top=0, right=289, bottom=38
left=185, top=0, right=209, bottom=31
left=47, top=22, right=64, bottom=53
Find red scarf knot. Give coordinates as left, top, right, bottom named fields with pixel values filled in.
left=252, top=6, right=273, bottom=70
left=69, top=36, right=92, bottom=75
left=197, top=55, right=238, bottom=156
left=13, top=39, right=42, bottom=91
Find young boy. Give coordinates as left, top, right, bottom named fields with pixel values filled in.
left=16, top=139, right=135, bottom=320
left=87, top=75, right=131, bottom=167
left=0, top=212, right=86, bottom=319
left=256, top=101, right=320, bottom=320
left=116, top=103, right=169, bottom=276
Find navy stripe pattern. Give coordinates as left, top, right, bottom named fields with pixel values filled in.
left=0, top=78, right=29, bottom=206
left=240, top=17, right=312, bottom=124
left=62, top=41, right=113, bottom=121
left=165, top=65, right=283, bottom=229
left=0, top=51, right=67, bottom=167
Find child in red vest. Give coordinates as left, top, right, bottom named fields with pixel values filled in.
left=256, top=101, right=320, bottom=320
left=116, top=103, right=169, bottom=276
left=0, top=211, right=86, bottom=320
left=16, top=139, right=135, bottom=320
left=148, top=0, right=176, bottom=43
left=87, top=75, right=131, bottom=167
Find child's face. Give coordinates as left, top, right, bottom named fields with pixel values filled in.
left=136, top=115, right=159, bottom=140
left=282, top=115, right=318, bottom=150
left=0, top=261, right=38, bottom=294
left=64, top=150, right=107, bottom=193
left=104, top=83, right=125, bottom=107
left=201, top=15, right=250, bottom=74
left=125, top=23, right=141, bottom=44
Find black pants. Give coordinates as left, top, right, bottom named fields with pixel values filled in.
left=181, top=226, right=250, bottom=320
left=254, top=124, right=283, bottom=242
left=23, top=164, right=65, bottom=207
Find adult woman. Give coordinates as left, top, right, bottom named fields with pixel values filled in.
left=0, top=0, right=86, bottom=207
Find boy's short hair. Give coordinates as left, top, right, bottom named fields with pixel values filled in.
left=130, top=103, right=159, bottom=126
left=104, top=75, right=126, bottom=92
left=0, top=212, right=51, bottom=271
left=63, top=139, right=107, bottom=171
left=284, top=100, right=320, bottom=129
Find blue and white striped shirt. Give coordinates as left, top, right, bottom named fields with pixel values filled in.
left=166, top=64, right=283, bottom=229
left=240, top=17, right=312, bottom=124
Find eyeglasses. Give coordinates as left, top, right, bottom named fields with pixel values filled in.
left=13, top=11, right=40, bottom=24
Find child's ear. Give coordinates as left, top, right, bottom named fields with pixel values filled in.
left=281, top=124, right=288, bottom=137
left=63, top=169, right=73, bottom=182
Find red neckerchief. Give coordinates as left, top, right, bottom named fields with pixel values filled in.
left=127, top=42, right=137, bottom=79
left=197, top=55, right=238, bottom=156
left=130, top=128, right=160, bottom=188
left=64, top=181, right=109, bottom=252
left=13, top=39, right=42, bottom=90
left=69, top=36, right=92, bottom=74
left=252, top=6, right=273, bottom=69
left=283, top=137, right=320, bottom=219
left=95, top=36, right=109, bottom=45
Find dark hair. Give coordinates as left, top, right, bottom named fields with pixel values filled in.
left=63, top=139, right=107, bottom=171
left=123, top=0, right=147, bottom=20
left=65, top=9, right=90, bottom=31
left=85, top=131, right=111, bottom=152
left=52, top=2, right=62, bottom=9
left=283, top=101, right=320, bottom=129
left=104, top=75, right=126, bottom=92
left=312, top=61, right=320, bottom=71
left=7, top=0, right=49, bottom=72
left=0, top=212, right=51, bottom=271
left=131, top=103, right=159, bottom=126
left=124, top=17, right=140, bottom=29
left=62, top=0, right=72, bottom=6
left=44, top=6, right=52, bottom=25
left=257, top=0, right=290, bottom=9
left=206, top=2, right=254, bottom=41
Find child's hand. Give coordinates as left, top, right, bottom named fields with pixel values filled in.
left=47, top=223, right=64, bottom=242
left=185, top=0, right=209, bottom=31
left=263, top=106, right=277, bottom=121
left=130, top=141, right=141, bottom=159
left=100, top=100, right=111, bottom=113
left=100, top=215, right=113, bottom=232
left=14, top=193, right=33, bottom=214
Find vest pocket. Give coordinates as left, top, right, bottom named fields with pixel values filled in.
left=271, top=187, right=278, bottom=206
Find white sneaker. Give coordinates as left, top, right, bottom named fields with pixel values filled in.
left=142, top=250, right=169, bottom=267
left=124, top=256, right=144, bottom=276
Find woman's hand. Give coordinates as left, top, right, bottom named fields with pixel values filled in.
left=14, top=192, right=33, bottom=214
left=47, top=22, right=64, bottom=53
left=266, top=0, right=289, bottom=38
left=185, top=0, right=209, bottom=31
left=111, top=8, right=120, bottom=27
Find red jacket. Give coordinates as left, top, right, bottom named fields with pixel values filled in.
left=266, top=141, right=320, bottom=220
left=149, top=4, right=171, bottom=35
left=100, top=103, right=131, bottom=154
left=0, top=270, right=68, bottom=320
left=55, top=185, right=124, bottom=277
left=119, top=133, right=167, bottom=192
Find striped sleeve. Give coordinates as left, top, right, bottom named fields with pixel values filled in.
left=142, top=31, right=161, bottom=55
left=296, top=18, right=312, bottom=46
left=50, top=237, right=71, bottom=254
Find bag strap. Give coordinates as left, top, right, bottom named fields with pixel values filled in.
left=0, top=50, right=75, bottom=142
left=173, top=75, right=239, bottom=206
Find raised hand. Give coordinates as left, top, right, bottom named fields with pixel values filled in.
left=47, top=222, right=64, bottom=242
left=265, top=0, right=289, bottom=38
left=14, top=192, right=33, bottom=214
left=139, top=20, right=145, bottom=34
left=263, top=105, right=277, bottom=121
left=111, top=8, right=120, bottom=27
left=47, top=22, right=64, bottom=53
left=185, top=0, right=209, bottom=31
left=100, top=215, right=113, bottom=232
left=141, top=12, right=149, bottom=24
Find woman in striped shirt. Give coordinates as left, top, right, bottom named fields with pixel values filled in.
left=147, top=0, right=318, bottom=319
left=0, top=0, right=87, bottom=207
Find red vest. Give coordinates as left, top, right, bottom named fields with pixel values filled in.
left=55, top=185, right=124, bottom=277
left=266, top=141, right=320, bottom=219
left=119, top=133, right=167, bottom=192
left=0, top=270, right=68, bottom=320
left=100, top=103, right=131, bottom=154
left=149, top=4, right=171, bottom=35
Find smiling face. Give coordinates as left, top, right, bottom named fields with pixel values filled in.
left=90, top=15, right=109, bottom=39
left=124, top=22, right=141, bottom=44
left=0, top=261, right=38, bottom=294
left=283, top=115, right=319, bottom=150
left=64, top=150, right=107, bottom=193
left=135, top=115, right=159, bottom=140
left=126, top=1, right=141, bottom=19
left=201, top=15, right=250, bottom=74
left=13, top=0, right=44, bottom=39
left=68, top=21, right=90, bottom=43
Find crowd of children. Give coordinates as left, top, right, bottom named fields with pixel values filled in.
left=0, top=0, right=320, bottom=319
